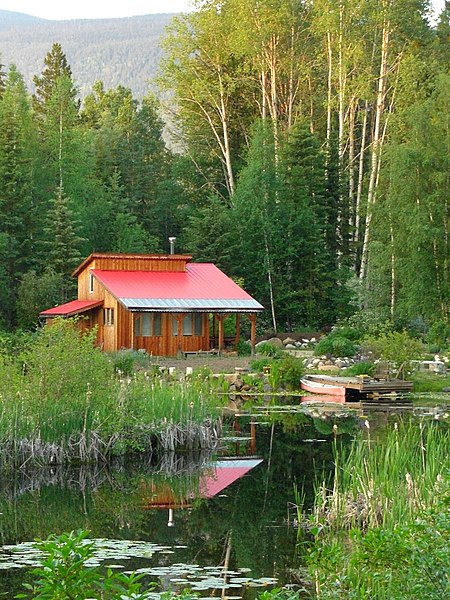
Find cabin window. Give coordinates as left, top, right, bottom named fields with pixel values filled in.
left=183, top=314, right=193, bottom=336
left=104, top=308, right=114, bottom=326
left=172, top=317, right=179, bottom=336
left=134, top=313, right=161, bottom=337
left=182, top=313, right=203, bottom=336
left=89, top=271, right=94, bottom=293
left=194, top=313, right=203, bottom=336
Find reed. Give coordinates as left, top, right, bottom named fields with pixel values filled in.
left=305, top=419, right=450, bottom=599
left=311, top=419, right=449, bottom=531
left=0, top=321, right=223, bottom=469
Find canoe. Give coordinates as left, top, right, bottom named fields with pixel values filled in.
left=300, top=376, right=347, bottom=397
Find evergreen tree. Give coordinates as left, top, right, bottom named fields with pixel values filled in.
left=278, top=123, right=347, bottom=327
left=0, top=65, right=37, bottom=327
left=0, top=58, right=5, bottom=97
left=228, top=121, right=280, bottom=330
left=106, top=170, right=160, bottom=253
left=33, top=43, right=79, bottom=117
left=42, top=185, right=84, bottom=301
left=16, top=269, right=65, bottom=330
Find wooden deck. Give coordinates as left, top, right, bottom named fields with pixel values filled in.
left=304, top=374, right=413, bottom=399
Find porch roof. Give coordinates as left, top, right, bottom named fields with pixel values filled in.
left=92, top=264, right=264, bottom=312
left=40, top=299, right=104, bottom=318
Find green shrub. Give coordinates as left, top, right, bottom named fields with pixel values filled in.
left=250, top=357, right=275, bottom=373
left=269, top=355, right=304, bottom=390
left=330, top=325, right=361, bottom=342
left=345, top=361, right=376, bottom=376
left=234, top=339, right=252, bottom=356
left=17, top=530, right=147, bottom=599
left=0, top=329, right=35, bottom=357
left=362, top=331, right=423, bottom=379
left=315, top=335, right=356, bottom=358
left=256, top=341, right=285, bottom=357
left=112, top=349, right=137, bottom=376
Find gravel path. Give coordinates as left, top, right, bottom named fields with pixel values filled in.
left=148, top=354, right=254, bottom=374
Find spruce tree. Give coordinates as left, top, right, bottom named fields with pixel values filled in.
left=0, top=65, right=37, bottom=327
left=33, top=43, right=78, bottom=116
left=42, top=185, right=84, bottom=301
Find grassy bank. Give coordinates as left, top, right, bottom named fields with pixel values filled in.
left=0, top=321, right=223, bottom=469
left=303, top=419, right=450, bottom=598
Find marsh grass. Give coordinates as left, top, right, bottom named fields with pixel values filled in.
left=311, top=419, right=449, bottom=531
left=305, top=419, right=450, bottom=599
left=0, top=320, right=223, bottom=469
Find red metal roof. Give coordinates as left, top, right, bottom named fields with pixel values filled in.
left=92, top=264, right=251, bottom=299
left=91, top=264, right=263, bottom=312
left=199, top=459, right=263, bottom=498
left=40, top=300, right=103, bottom=317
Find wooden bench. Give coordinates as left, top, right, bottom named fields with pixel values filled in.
left=183, top=349, right=220, bottom=358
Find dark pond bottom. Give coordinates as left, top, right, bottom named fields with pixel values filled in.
left=0, top=413, right=359, bottom=597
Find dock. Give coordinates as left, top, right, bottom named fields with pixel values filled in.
left=302, top=374, right=413, bottom=401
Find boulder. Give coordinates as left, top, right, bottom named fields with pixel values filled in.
left=265, top=337, right=284, bottom=348
left=283, top=337, right=296, bottom=346
left=319, top=364, right=341, bottom=372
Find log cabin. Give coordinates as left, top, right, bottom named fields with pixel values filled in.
left=39, top=252, right=264, bottom=356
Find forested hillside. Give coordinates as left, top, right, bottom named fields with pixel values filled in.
left=0, top=0, right=448, bottom=336
left=0, top=10, right=173, bottom=98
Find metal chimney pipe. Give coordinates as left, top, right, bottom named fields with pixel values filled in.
left=168, top=237, right=176, bottom=254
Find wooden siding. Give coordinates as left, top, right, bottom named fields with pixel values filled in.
left=74, top=254, right=191, bottom=278
left=132, top=313, right=210, bottom=356
left=71, top=253, right=256, bottom=355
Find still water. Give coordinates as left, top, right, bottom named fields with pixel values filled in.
left=0, top=411, right=359, bottom=596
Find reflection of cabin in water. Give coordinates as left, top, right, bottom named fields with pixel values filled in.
left=40, top=253, right=263, bottom=356
left=142, top=459, right=263, bottom=527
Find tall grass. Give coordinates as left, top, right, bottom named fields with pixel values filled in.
left=311, top=419, right=449, bottom=531
left=0, top=320, right=222, bottom=469
left=305, top=419, right=450, bottom=598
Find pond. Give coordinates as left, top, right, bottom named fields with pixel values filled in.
left=1, top=402, right=446, bottom=598
left=0, top=408, right=359, bottom=597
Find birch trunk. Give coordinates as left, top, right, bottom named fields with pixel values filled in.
left=355, top=100, right=368, bottom=257
left=359, top=22, right=390, bottom=283
left=218, top=69, right=235, bottom=197
left=264, top=229, right=277, bottom=332
left=326, top=31, right=333, bottom=147
left=348, top=97, right=356, bottom=234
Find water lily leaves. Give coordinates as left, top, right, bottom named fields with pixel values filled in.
left=0, top=537, right=278, bottom=598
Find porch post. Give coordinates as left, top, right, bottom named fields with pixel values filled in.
left=130, top=312, right=135, bottom=350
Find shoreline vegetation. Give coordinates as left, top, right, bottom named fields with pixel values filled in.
left=0, top=319, right=449, bottom=471
left=0, top=320, right=449, bottom=598
left=0, top=320, right=225, bottom=470
left=300, top=420, right=450, bottom=599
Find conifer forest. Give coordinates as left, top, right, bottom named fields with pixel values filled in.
left=0, top=0, right=448, bottom=334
